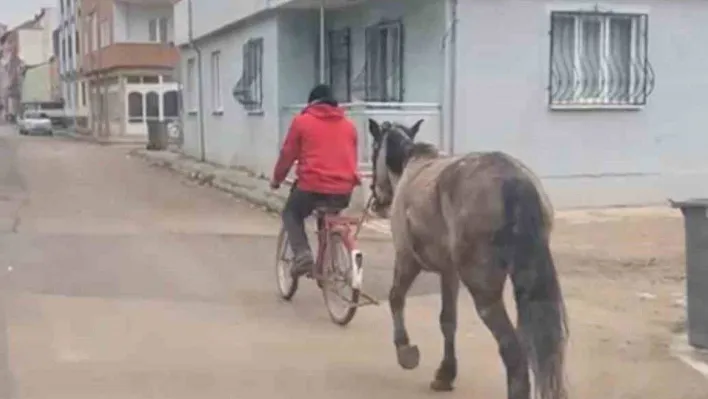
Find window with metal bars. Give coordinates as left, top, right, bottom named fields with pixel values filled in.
left=549, top=11, right=655, bottom=107
left=233, top=38, right=264, bottom=112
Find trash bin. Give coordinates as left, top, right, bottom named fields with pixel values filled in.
left=146, top=119, right=169, bottom=151
left=670, top=198, right=708, bottom=349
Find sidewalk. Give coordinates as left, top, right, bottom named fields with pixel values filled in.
left=129, top=149, right=391, bottom=239
left=129, top=148, right=682, bottom=236
left=54, top=128, right=147, bottom=146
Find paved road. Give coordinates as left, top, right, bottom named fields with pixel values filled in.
left=1, top=125, right=707, bottom=399
left=0, top=125, right=442, bottom=399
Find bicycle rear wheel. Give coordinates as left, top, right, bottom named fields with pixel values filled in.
left=275, top=227, right=298, bottom=300
left=322, top=233, right=360, bottom=326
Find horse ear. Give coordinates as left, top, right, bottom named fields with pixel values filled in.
left=408, top=119, right=424, bottom=140
left=368, top=118, right=382, bottom=141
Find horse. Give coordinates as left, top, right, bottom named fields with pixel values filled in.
left=367, top=118, right=568, bottom=399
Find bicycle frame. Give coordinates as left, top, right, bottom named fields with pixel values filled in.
left=314, top=212, right=364, bottom=288
left=281, top=179, right=377, bottom=306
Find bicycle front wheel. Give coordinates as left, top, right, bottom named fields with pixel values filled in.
left=322, top=233, right=360, bottom=326
left=275, top=227, right=298, bottom=301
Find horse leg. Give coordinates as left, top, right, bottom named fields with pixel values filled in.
left=430, top=271, right=459, bottom=392
left=461, top=267, right=530, bottom=399
left=389, top=255, right=421, bottom=370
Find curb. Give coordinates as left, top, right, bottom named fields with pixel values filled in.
left=671, top=333, right=708, bottom=379
left=129, top=148, right=289, bottom=213
left=55, top=129, right=147, bottom=146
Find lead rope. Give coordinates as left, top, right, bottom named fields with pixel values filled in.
left=354, top=195, right=375, bottom=239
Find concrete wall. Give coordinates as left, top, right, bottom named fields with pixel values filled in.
left=454, top=0, right=708, bottom=208
left=178, top=0, right=708, bottom=209
left=276, top=10, right=319, bottom=107
left=180, top=14, right=280, bottom=173
left=174, top=0, right=272, bottom=46
left=180, top=0, right=445, bottom=174
left=18, top=30, right=48, bottom=66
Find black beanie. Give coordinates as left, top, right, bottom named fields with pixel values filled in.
left=307, top=84, right=337, bottom=105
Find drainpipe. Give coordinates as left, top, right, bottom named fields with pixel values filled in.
left=447, top=0, right=458, bottom=155
left=319, top=0, right=326, bottom=84
left=188, top=0, right=206, bottom=161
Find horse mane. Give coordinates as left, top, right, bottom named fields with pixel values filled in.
left=408, top=142, right=440, bottom=160
left=383, top=125, right=442, bottom=175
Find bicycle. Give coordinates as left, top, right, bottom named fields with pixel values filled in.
left=275, top=193, right=379, bottom=326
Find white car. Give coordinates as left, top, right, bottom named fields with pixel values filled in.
left=18, top=112, right=53, bottom=136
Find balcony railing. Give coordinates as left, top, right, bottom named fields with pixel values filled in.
left=280, top=101, right=442, bottom=171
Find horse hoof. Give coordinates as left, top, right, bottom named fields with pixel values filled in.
left=396, top=345, right=420, bottom=369
left=430, top=379, right=454, bottom=392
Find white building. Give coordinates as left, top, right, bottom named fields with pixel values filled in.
left=80, top=0, right=179, bottom=140
left=1, top=7, right=57, bottom=121
left=57, top=0, right=82, bottom=120
left=174, top=0, right=708, bottom=209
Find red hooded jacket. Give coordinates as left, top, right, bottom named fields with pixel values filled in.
left=272, top=102, right=361, bottom=194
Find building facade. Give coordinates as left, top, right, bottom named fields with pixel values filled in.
left=57, top=0, right=84, bottom=124
left=174, top=0, right=708, bottom=209
left=0, top=8, right=57, bottom=122
left=0, top=23, right=6, bottom=118
left=80, top=0, right=180, bottom=139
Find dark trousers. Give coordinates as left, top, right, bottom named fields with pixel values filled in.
left=282, top=187, right=351, bottom=258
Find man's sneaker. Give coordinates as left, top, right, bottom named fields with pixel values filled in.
left=291, top=251, right=314, bottom=278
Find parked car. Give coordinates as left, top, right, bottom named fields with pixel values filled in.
left=18, top=112, right=53, bottom=136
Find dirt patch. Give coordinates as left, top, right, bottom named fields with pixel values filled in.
left=546, top=207, right=707, bottom=394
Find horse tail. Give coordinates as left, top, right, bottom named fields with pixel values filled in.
left=502, top=178, right=569, bottom=399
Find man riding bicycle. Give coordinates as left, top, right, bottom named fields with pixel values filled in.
left=270, top=84, right=361, bottom=278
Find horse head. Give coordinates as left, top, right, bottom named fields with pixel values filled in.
left=367, top=118, right=424, bottom=216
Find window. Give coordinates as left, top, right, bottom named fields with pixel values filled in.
left=210, top=51, right=222, bottom=111
left=364, top=21, right=403, bottom=102
left=549, top=11, right=655, bottom=107
left=91, top=14, right=97, bottom=51
left=128, top=92, right=144, bottom=123
left=126, top=76, right=141, bottom=84
left=148, top=19, right=157, bottom=42
left=75, top=30, right=80, bottom=55
left=163, top=90, right=179, bottom=119
left=81, top=82, right=86, bottom=106
left=67, top=32, right=74, bottom=59
left=325, top=28, right=352, bottom=103
left=186, top=57, right=197, bottom=112
left=315, top=28, right=352, bottom=103
left=108, top=92, right=120, bottom=122
left=233, top=38, right=264, bottom=112
left=53, top=29, right=60, bottom=59
left=159, top=18, right=168, bottom=43
left=146, top=92, right=159, bottom=120
left=99, top=20, right=110, bottom=48
left=83, top=26, right=89, bottom=55
left=149, top=17, right=168, bottom=43
left=143, top=76, right=159, bottom=84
